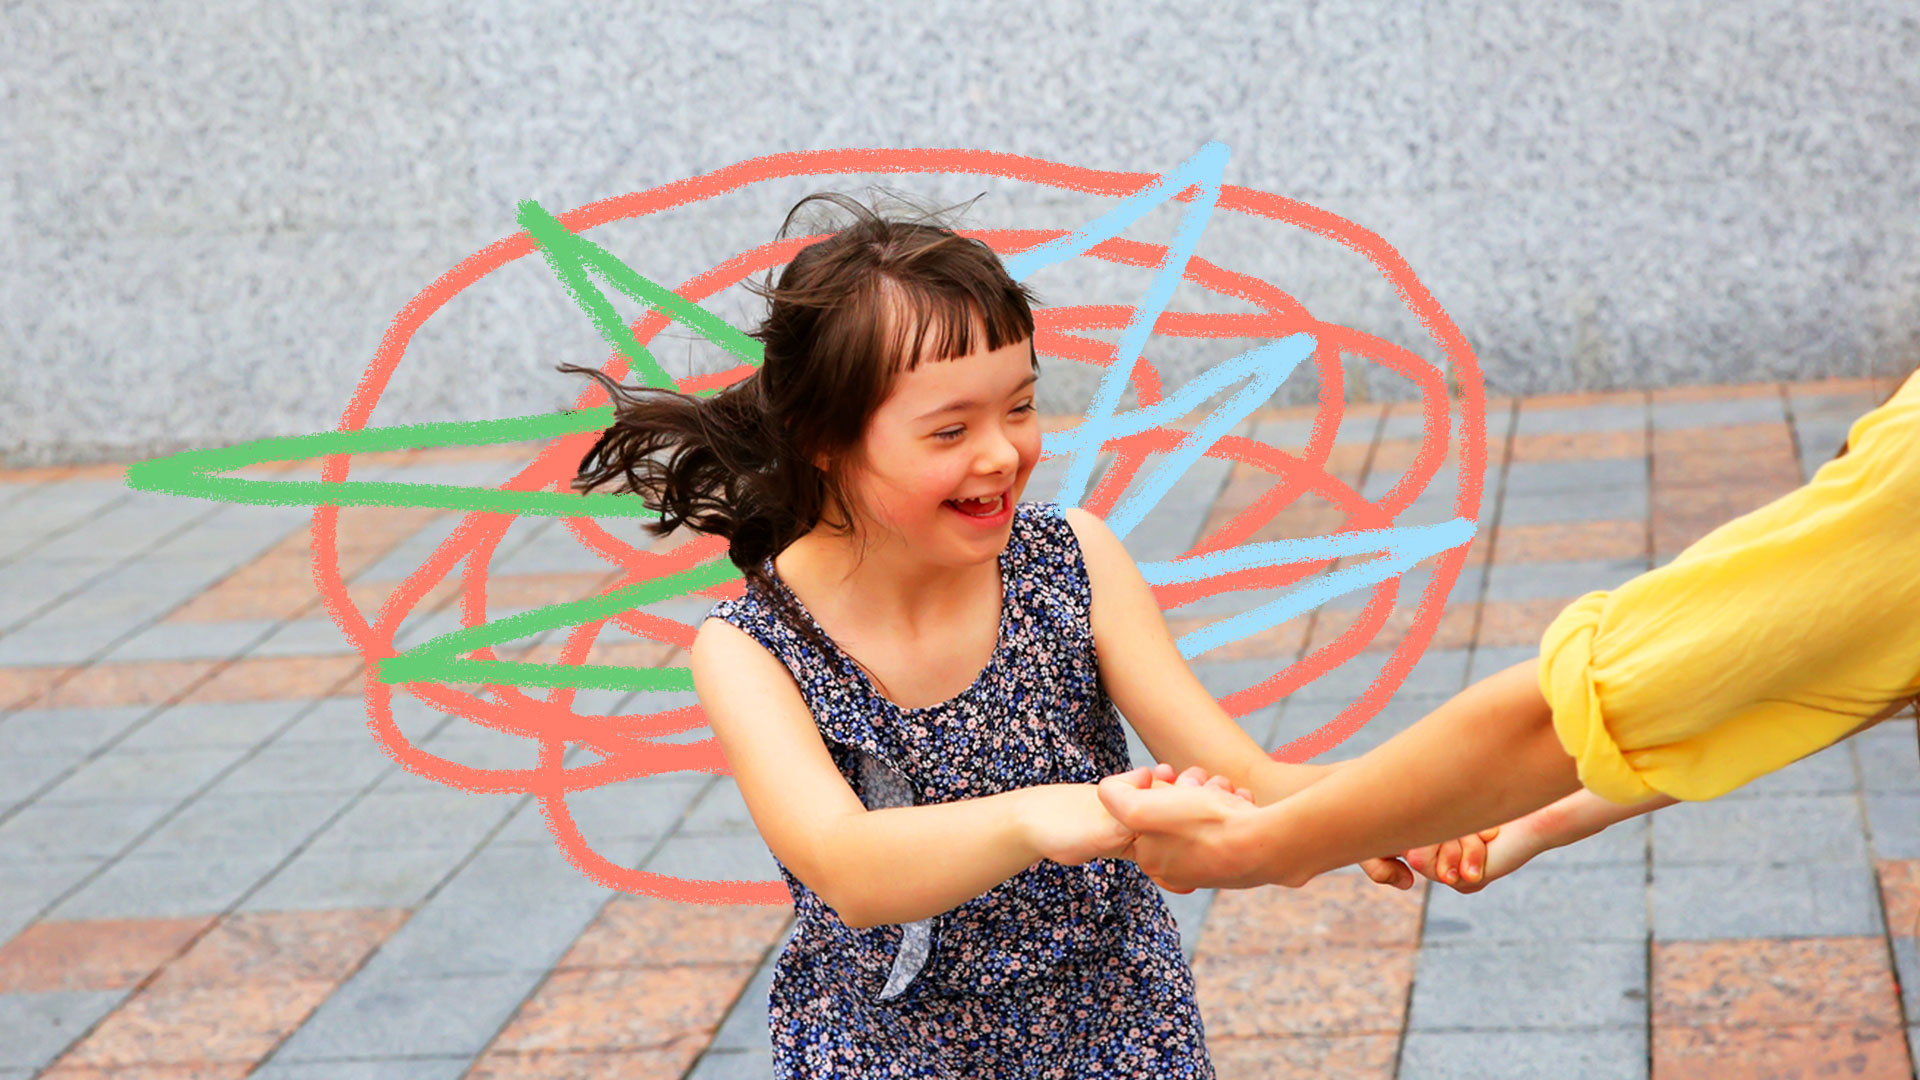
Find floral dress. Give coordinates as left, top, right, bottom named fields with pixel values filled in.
left=705, top=500, right=1213, bottom=1079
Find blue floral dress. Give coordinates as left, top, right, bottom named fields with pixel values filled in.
left=705, top=501, right=1213, bottom=1079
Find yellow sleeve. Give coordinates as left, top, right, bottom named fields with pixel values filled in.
left=1541, top=371, right=1920, bottom=803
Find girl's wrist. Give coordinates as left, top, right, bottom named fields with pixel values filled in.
left=1010, top=783, right=1077, bottom=863
left=1522, top=792, right=1609, bottom=852
left=1227, top=798, right=1296, bottom=887
left=1502, top=814, right=1559, bottom=866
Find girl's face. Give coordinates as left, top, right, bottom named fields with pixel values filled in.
left=839, top=334, right=1041, bottom=568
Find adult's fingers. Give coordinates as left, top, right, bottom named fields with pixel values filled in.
left=1096, top=775, right=1154, bottom=828
left=1097, top=774, right=1242, bottom=833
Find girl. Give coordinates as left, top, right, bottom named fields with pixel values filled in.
left=1101, top=363, right=1920, bottom=894
left=568, top=193, right=1394, bottom=1079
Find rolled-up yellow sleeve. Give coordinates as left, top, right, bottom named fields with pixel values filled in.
left=1540, top=372, right=1920, bottom=803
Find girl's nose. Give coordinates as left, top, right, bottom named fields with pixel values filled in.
left=976, top=426, right=1022, bottom=476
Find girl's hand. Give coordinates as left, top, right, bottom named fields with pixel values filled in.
left=1020, top=784, right=1140, bottom=866
left=1357, top=853, right=1417, bottom=891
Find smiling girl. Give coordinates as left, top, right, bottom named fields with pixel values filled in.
left=565, top=194, right=1393, bottom=1078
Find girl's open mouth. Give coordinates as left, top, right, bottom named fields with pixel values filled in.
left=943, top=490, right=1011, bottom=523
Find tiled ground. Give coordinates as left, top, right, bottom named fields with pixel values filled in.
left=0, top=375, right=1915, bottom=1078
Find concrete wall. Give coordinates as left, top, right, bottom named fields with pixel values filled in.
left=4, top=1, right=1917, bottom=465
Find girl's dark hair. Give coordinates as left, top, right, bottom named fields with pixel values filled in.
left=564, top=191, right=1038, bottom=663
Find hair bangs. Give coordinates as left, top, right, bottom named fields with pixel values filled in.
left=872, top=269, right=1035, bottom=377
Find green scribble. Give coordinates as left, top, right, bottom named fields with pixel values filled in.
left=516, top=199, right=764, bottom=384
left=380, top=557, right=739, bottom=692
left=125, top=199, right=767, bottom=694
left=123, top=408, right=645, bottom=517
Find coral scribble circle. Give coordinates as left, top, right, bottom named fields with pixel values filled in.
left=315, top=149, right=1483, bottom=903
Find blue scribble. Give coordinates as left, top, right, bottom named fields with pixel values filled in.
left=1146, top=518, right=1478, bottom=659
left=1039, top=334, right=1314, bottom=539
left=1020, top=141, right=1477, bottom=660
left=1005, top=141, right=1231, bottom=511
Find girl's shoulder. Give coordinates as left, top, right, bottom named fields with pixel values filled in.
left=699, top=572, right=856, bottom=699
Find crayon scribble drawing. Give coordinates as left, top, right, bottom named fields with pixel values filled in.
left=126, top=144, right=1486, bottom=904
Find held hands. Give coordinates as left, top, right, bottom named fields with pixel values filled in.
left=1145, top=760, right=1255, bottom=801
left=1399, top=827, right=1502, bottom=892
left=1404, top=789, right=1684, bottom=894
left=1022, top=769, right=1256, bottom=869
left=1112, top=764, right=1416, bottom=892
left=1097, top=764, right=1270, bottom=892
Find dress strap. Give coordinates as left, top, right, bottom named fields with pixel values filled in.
left=1003, top=500, right=1097, bottom=649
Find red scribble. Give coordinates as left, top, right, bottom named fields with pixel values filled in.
left=313, top=148, right=1482, bottom=904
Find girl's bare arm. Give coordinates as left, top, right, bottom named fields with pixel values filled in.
left=1063, top=508, right=1414, bottom=888
left=1406, top=788, right=1677, bottom=891
left=1064, top=507, right=1327, bottom=801
left=691, top=618, right=1125, bottom=930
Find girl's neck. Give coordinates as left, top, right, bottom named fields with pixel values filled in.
left=777, top=525, right=998, bottom=639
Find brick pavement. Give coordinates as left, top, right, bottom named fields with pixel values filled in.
left=0, top=376, right=1914, bottom=1078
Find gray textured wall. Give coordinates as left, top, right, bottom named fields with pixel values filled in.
left=3, top=1, right=1917, bottom=465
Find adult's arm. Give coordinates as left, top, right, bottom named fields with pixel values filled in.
left=1101, top=658, right=1584, bottom=889
left=1103, top=368, right=1920, bottom=891
left=1411, top=696, right=1914, bottom=891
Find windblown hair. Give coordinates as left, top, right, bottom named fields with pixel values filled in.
left=564, top=192, right=1038, bottom=659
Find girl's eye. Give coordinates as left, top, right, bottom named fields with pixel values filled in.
left=934, top=402, right=1032, bottom=442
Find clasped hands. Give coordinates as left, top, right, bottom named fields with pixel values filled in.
left=1093, top=763, right=1521, bottom=895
